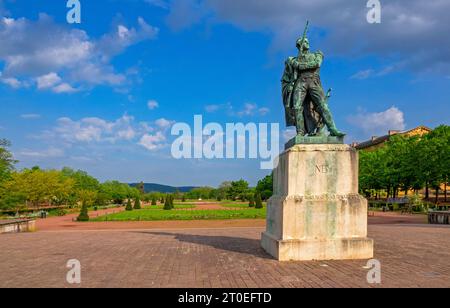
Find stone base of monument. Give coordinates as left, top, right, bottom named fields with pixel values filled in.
left=261, top=143, right=374, bottom=261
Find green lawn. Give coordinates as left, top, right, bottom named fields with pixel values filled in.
left=92, top=207, right=266, bottom=221
left=220, top=202, right=267, bottom=209
left=144, top=204, right=196, bottom=210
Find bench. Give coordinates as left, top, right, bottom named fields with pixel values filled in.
left=385, top=198, right=412, bottom=214
left=428, top=211, right=450, bottom=225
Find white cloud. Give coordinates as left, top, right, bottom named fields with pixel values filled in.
left=19, top=147, right=64, bottom=159
left=36, top=72, right=62, bottom=89
left=139, top=132, right=167, bottom=151
left=0, top=13, right=159, bottom=93
left=39, top=114, right=175, bottom=153
left=20, top=114, right=41, bottom=119
left=205, top=102, right=269, bottom=117
left=96, top=17, right=159, bottom=61
left=147, top=99, right=159, bottom=110
left=69, top=62, right=125, bottom=86
left=237, top=103, right=257, bottom=117
left=351, top=69, right=374, bottom=80
left=155, top=118, right=174, bottom=129
left=116, top=127, right=136, bottom=140
left=236, top=103, right=270, bottom=117
left=258, top=107, right=270, bottom=116
left=205, top=104, right=220, bottom=113
left=145, top=0, right=169, bottom=10
left=205, top=102, right=233, bottom=114
left=0, top=76, right=22, bottom=88
left=52, top=83, right=77, bottom=94
left=50, top=115, right=137, bottom=144
left=347, top=106, right=406, bottom=139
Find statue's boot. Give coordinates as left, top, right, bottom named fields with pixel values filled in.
left=295, top=111, right=306, bottom=136
left=317, top=103, right=346, bottom=137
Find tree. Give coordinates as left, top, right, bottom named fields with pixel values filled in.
left=95, top=192, right=111, bottom=207
left=421, top=126, right=450, bottom=203
left=174, top=189, right=181, bottom=200
left=151, top=196, right=157, bottom=206
left=228, top=180, right=249, bottom=201
left=77, top=201, right=89, bottom=222
left=100, top=181, right=131, bottom=205
left=0, top=187, right=26, bottom=212
left=61, top=168, right=100, bottom=191
left=3, top=168, right=75, bottom=208
left=137, top=182, right=145, bottom=195
left=134, top=197, right=141, bottom=210
left=255, top=193, right=263, bottom=209
left=163, top=195, right=172, bottom=210
left=182, top=195, right=186, bottom=202
left=170, top=195, right=175, bottom=209
left=0, top=139, right=17, bottom=183
left=249, top=195, right=255, bottom=207
left=186, top=187, right=214, bottom=200
left=358, top=125, right=450, bottom=203
left=218, top=181, right=232, bottom=200
left=126, top=199, right=133, bottom=211
left=256, top=174, right=273, bottom=200
left=77, top=189, right=97, bottom=208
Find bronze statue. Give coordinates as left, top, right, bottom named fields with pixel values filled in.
left=282, top=21, right=345, bottom=138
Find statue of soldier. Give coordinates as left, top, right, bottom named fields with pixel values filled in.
left=282, top=24, right=345, bottom=138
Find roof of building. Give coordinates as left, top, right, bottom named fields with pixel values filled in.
left=354, top=126, right=432, bottom=150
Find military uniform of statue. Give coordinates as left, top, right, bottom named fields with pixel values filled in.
left=282, top=34, right=345, bottom=137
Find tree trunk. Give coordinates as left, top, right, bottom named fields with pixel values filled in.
left=435, top=187, right=439, bottom=204
left=425, top=182, right=429, bottom=200
left=445, top=179, right=448, bottom=202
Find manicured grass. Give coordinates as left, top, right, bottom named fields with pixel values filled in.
left=144, top=204, right=196, bottom=210
left=220, top=202, right=267, bottom=209
left=92, top=207, right=266, bottom=221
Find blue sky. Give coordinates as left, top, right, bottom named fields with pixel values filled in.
left=0, top=0, right=449, bottom=186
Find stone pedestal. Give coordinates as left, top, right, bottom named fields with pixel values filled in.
left=261, top=144, right=374, bottom=261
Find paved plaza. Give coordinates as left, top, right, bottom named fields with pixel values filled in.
left=1, top=214, right=449, bottom=288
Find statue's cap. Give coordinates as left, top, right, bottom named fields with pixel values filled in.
left=296, top=37, right=309, bottom=48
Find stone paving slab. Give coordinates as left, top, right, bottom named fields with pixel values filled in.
left=1, top=223, right=449, bottom=288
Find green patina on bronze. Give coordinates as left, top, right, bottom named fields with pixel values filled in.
left=285, top=135, right=343, bottom=150
left=282, top=21, right=345, bottom=148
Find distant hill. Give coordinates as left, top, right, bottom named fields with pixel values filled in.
left=129, top=183, right=197, bottom=193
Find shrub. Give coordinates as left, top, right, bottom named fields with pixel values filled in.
left=151, top=197, right=157, bottom=206
left=56, top=209, right=68, bottom=217
left=249, top=196, right=255, bottom=208
left=164, top=195, right=172, bottom=210
left=77, top=202, right=89, bottom=222
left=169, top=195, right=175, bottom=209
left=255, top=193, right=263, bottom=209
left=134, top=197, right=141, bottom=210
left=126, top=199, right=133, bottom=211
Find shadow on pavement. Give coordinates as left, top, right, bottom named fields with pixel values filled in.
left=134, top=231, right=273, bottom=260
